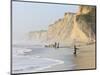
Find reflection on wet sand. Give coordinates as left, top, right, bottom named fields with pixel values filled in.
left=41, top=43, right=95, bottom=72
left=74, top=43, right=95, bottom=69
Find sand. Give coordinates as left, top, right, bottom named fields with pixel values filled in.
left=40, top=43, right=96, bottom=72
left=74, top=43, right=96, bottom=69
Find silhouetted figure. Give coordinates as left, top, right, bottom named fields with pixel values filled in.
left=73, top=45, right=77, bottom=55
left=57, top=42, right=59, bottom=48
left=55, top=42, right=57, bottom=48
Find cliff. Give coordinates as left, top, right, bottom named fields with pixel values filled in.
left=28, top=30, right=47, bottom=43
left=28, top=6, right=96, bottom=45
left=71, top=6, right=96, bottom=43
left=47, top=13, right=75, bottom=44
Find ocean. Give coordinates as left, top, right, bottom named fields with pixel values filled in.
left=12, top=44, right=76, bottom=74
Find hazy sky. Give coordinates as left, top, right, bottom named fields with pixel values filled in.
left=12, top=1, right=79, bottom=41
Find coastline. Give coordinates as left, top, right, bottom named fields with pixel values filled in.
left=12, top=43, right=96, bottom=73
left=39, top=43, right=96, bottom=72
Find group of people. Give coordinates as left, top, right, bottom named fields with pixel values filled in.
left=54, top=42, right=59, bottom=48
left=54, top=42, right=77, bottom=55
left=52, top=42, right=77, bottom=55
left=45, top=42, right=59, bottom=48
left=45, top=42, right=77, bottom=55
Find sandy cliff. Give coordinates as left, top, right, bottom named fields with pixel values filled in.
left=47, top=13, right=75, bottom=44
left=28, top=6, right=96, bottom=45
left=71, top=6, right=96, bottom=43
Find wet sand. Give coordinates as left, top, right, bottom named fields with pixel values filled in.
left=74, top=43, right=96, bottom=69
left=40, top=43, right=96, bottom=72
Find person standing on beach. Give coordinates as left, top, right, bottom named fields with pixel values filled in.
left=57, top=42, right=59, bottom=48
left=74, top=45, right=77, bottom=55
left=55, top=42, right=57, bottom=48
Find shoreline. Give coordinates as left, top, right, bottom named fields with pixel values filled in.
left=39, top=43, right=96, bottom=72
left=12, top=43, right=96, bottom=73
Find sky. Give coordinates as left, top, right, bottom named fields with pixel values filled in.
left=12, top=1, right=79, bottom=41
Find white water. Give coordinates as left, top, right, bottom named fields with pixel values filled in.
left=12, top=47, right=64, bottom=73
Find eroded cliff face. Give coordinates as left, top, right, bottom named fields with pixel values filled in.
left=28, top=6, right=96, bottom=45
left=71, top=6, right=96, bottom=43
left=47, top=13, right=75, bottom=44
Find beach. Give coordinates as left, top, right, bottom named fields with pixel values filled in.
left=12, top=43, right=96, bottom=74
left=41, top=43, right=96, bottom=72
left=74, top=43, right=96, bottom=69
left=12, top=2, right=96, bottom=74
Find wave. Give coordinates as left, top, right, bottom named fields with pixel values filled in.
left=12, top=56, right=64, bottom=73
left=13, top=48, right=32, bottom=55
left=31, top=58, right=64, bottom=72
